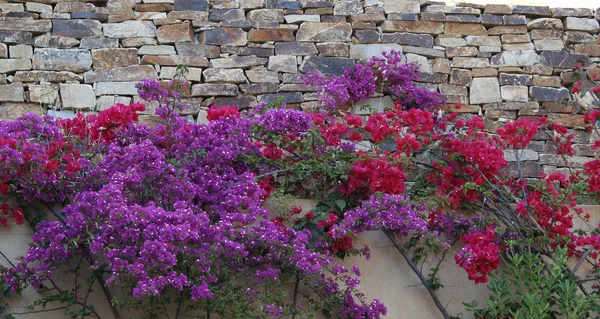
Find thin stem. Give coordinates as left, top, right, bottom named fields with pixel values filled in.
left=291, top=273, right=301, bottom=319
left=383, top=230, right=451, bottom=319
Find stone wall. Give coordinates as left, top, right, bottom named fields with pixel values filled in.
left=0, top=0, right=600, bottom=173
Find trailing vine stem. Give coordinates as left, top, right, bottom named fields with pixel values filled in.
left=382, top=229, right=451, bottom=319
left=40, top=201, right=122, bottom=319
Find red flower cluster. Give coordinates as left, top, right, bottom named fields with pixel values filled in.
left=345, top=158, right=407, bottom=195
left=497, top=118, right=541, bottom=149
left=455, top=226, right=500, bottom=284
left=206, top=105, right=240, bottom=121
left=60, top=102, right=146, bottom=143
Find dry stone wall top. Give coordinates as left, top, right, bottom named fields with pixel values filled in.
left=0, top=0, right=599, bottom=174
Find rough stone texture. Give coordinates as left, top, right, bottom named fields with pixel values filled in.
left=490, top=50, right=540, bottom=67
left=33, top=48, right=92, bottom=72
left=103, top=21, right=157, bottom=38
left=268, top=55, right=298, bottom=73
left=60, top=83, right=95, bottom=109
left=530, top=86, right=570, bottom=102
left=565, top=17, right=600, bottom=32
left=52, top=20, right=102, bottom=38
left=296, top=22, right=352, bottom=42
left=200, top=28, right=247, bottom=46
left=203, top=68, right=247, bottom=83
left=349, top=44, right=402, bottom=60
left=192, top=84, right=239, bottom=96
left=84, top=65, right=158, bottom=83
left=0, top=83, right=24, bottom=102
left=470, top=77, right=501, bottom=104
left=157, top=23, right=193, bottom=43
left=0, top=0, right=598, bottom=174
left=92, top=48, right=138, bottom=68
left=301, top=56, right=353, bottom=76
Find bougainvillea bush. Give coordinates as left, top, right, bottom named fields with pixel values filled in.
left=0, top=76, right=386, bottom=318
left=1, top=52, right=600, bottom=319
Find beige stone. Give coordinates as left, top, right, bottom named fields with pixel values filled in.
left=156, top=23, right=193, bottom=44
left=92, top=48, right=139, bottom=68
left=29, top=84, right=58, bottom=104
left=60, top=83, right=96, bottom=109
left=0, top=83, right=24, bottom=102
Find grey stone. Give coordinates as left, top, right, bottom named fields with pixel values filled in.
left=175, top=43, right=220, bottom=58
left=511, top=5, right=552, bottom=17
left=333, top=0, right=363, bottom=15
left=246, top=9, right=284, bottom=22
left=470, top=77, right=501, bottom=104
left=268, top=55, right=298, bottom=73
left=296, top=22, right=352, bottom=42
left=275, top=42, right=318, bottom=55
left=446, top=14, right=481, bottom=23
left=530, top=86, right=570, bottom=101
left=239, top=83, right=279, bottom=94
left=465, top=35, right=501, bottom=46
left=9, top=45, right=33, bottom=59
left=0, top=83, right=24, bottom=102
left=285, top=14, right=320, bottom=23
left=0, top=31, right=33, bottom=45
left=34, top=36, right=80, bottom=48
left=138, top=45, right=177, bottom=55
left=504, top=149, right=539, bottom=161
left=29, top=84, right=58, bottom=104
left=300, top=56, right=353, bottom=76
left=354, top=30, right=380, bottom=44
left=259, top=92, right=303, bottom=104
left=540, top=51, right=590, bottom=68
left=160, top=67, right=203, bottom=81
left=103, top=21, right=157, bottom=38
left=534, top=40, right=564, bottom=51
left=246, top=69, right=279, bottom=83
left=71, top=12, right=108, bottom=21
left=25, top=2, right=52, bottom=13
left=551, top=7, right=594, bottom=18
left=527, top=18, right=563, bottom=30
left=490, top=50, right=540, bottom=67
left=500, top=73, right=532, bottom=86
left=95, top=82, right=139, bottom=96
left=501, top=85, right=528, bottom=101
left=384, top=1, right=420, bottom=14
left=564, top=17, right=600, bottom=32
left=200, top=28, right=247, bottom=46
left=405, top=53, right=430, bottom=73
left=0, top=18, right=51, bottom=33
left=13, top=71, right=82, bottom=82
left=84, top=66, right=158, bottom=83
left=436, top=37, right=467, bottom=47
left=452, top=57, right=490, bottom=68
left=32, top=48, right=92, bottom=72
left=481, top=14, right=503, bottom=25
left=211, top=56, right=268, bottom=68
left=203, top=68, right=247, bottom=83
left=381, top=33, right=433, bottom=48
left=349, top=44, right=403, bottom=60
left=122, top=38, right=157, bottom=47
left=221, top=46, right=273, bottom=57
left=191, top=84, right=239, bottom=96
left=213, top=96, right=257, bottom=108
left=174, top=0, right=208, bottom=11
left=209, top=9, right=245, bottom=21
left=60, top=83, right=95, bottom=109
left=503, top=15, right=526, bottom=25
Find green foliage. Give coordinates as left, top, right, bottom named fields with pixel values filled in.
left=465, top=244, right=600, bottom=319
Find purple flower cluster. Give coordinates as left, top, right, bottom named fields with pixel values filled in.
left=303, top=50, right=443, bottom=111
left=330, top=194, right=428, bottom=239
left=303, top=62, right=376, bottom=111
left=6, top=80, right=386, bottom=318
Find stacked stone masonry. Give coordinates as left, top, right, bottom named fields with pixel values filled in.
left=0, top=0, right=600, bottom=175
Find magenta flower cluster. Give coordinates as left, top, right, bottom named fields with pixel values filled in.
left=5, top=79, right=386, bottom=318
